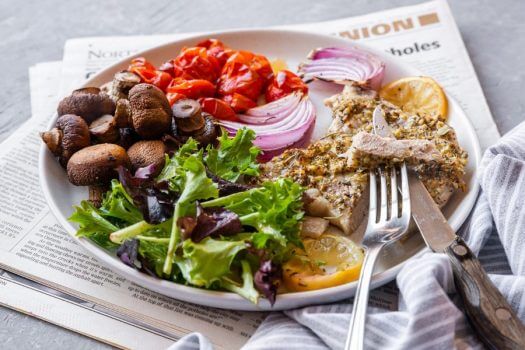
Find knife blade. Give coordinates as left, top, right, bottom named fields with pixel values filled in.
left=373, top=106, right=458, bottom=251
left=372, top=106, right=525, bottom=349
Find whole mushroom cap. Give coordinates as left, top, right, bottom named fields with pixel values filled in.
left=67, top=144, right=130, bottom=186
left=57, top=87, right=116, bottom=123
left=42, top=114, right=91, bottom=167
left=129, top=83, right=172, bottom=139
left=127, top=140, right=167, bottom=175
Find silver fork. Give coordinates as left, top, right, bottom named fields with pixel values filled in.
left=344, top=163, right=411, bottom=350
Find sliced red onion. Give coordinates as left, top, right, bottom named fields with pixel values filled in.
left=298, top=47, right=385, bottom=90
left=236, top=93, right=302, bottom=124
left=218, top=94, right=316, bottom=161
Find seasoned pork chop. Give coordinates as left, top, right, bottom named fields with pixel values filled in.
left=258, top=85, right=467, bottom=236
left=348, top=131, right=443, bottom=167
left=258, top=132, right=369, bottom=234
left=326, top=85, right=467, bottom=206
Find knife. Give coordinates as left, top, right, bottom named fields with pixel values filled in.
left=373, top=106, right=525, bottom=350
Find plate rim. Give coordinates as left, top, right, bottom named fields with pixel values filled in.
left=38, top=28, right=481, bottom=311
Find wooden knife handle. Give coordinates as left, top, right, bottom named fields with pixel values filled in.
left=445, top=237, right=525, bottom=349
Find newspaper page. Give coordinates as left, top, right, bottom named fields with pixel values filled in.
left=0, top=0, right=499, bottom=348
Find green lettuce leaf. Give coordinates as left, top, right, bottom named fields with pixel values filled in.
left=201, top=178, right=304, bottom=247
left=156, top=138, right=201, bottom=191
left=163, top=154, right=219, bottom=275
left=221, top=260, right=259, bottom=304
left=99, top=180, right=143, bottom=224
left=138, top=240, right=173, bottom=279
left=69, top=201, right=119, bottom=249
left=205, top=128, right=261, bottom=182
left=175, top=237, right=246, bottom=288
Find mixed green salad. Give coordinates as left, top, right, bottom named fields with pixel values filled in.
left=69, top=128, right=304, bottom=304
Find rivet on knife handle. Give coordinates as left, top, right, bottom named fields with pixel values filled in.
left=445, top=237, right=525, bottom=350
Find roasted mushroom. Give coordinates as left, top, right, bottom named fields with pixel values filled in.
left=40, top=114, right=91, bottom=166
left=172, top=99, right=205, bottom=134
left=57, top=87, right=116, bottom=123
left=118, top=127, right=140, bottom=149
left=193, top=114, right=219, bottom=146
left=108, top=71, right=141, bottom=101
left=114, top=99, right=132, bottom=128
left=171, top=99, right=219, bottom=147
left=89, top=115, right=119, bottom=143
left=88, top=185, right=108, bottom=208
left=127, top=140, right=167, bottom=175
left=67, top=144, right=130, bottom=186
left=128, top=83, right=172, bottom=139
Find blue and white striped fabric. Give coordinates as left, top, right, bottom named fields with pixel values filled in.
left=170, top=122, right=525, bottom=350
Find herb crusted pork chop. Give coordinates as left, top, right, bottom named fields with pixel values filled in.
left=258, top=85, right=468, bottom=236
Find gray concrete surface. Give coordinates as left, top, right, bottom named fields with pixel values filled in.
left=0, top=0, right=523, bottom=349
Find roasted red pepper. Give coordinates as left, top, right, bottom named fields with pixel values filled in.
left=222, top=93, right=257, bottom=113
left=128, top=57, right=173, bottom=92
left=128, top=40, right=308, bottom=121
left=166, top=92, right=186, bottom=106
left=199, top=97, right=238, bottom=121
left=171, top=47, right=221, bottom=82
left=196, top=39, right=231, bottom=68
left=265, top=70, right=308, bottom=102
left=166, top=78, right=216, bottom=100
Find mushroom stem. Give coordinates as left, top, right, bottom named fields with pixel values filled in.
left=88, top=185, right=107, bottom=208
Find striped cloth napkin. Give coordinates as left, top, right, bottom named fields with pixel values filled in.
left=171, top=122, right=525, bottom=350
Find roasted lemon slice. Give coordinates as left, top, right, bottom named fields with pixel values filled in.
left=283, top=234, right=364, bottom=292
left=379, top=76, right=448, bottom=120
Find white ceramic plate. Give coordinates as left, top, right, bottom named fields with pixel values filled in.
left=39, top=29, right=481, bottom=311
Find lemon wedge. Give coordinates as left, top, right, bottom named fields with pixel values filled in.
left=379, top=76, right=448, bottom=120
left=283, top=234, right=364, bottom=292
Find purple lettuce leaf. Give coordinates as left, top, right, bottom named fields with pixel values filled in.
left=179, top=203, right=243, bottom=242
left=254, top=260, right=282, bottom=306
left=117, top=166, right=176, bottom=224
left=116, top=239, right=139, bottom=268
left=206, top=170, right=253, bottom=196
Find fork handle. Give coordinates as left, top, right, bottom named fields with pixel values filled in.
left=345, top=244, right=385, bottom=350
left=445, top=237, right=525, bottom=350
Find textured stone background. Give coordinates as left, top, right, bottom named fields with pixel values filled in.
left=0, top=0, right=523, bottom=348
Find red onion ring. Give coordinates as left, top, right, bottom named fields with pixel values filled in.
left=219, top=94, right=316, bottom=160
left=298, top=46, right=385, bottom=90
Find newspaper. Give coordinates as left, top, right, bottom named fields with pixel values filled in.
left=0, top=0, right=499, bottom=349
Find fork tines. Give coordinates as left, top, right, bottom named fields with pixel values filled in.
left=368, top=164, right=410, bottom=232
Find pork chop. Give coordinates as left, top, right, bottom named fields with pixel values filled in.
left=326, top=85, right=467, bottom=206
left=258, top=85, right=467, bottom=236
left=348, top=131, right=444, bottom=167
left=258, top=132, right=369, bottom=234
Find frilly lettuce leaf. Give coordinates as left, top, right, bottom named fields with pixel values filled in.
left=222, top=260, right=260, bottom=304
left=156, top=138, right=201, bottom=189
left=205, top=127, right=261, bottom=182
left=69, top=201, right=119, bottom=249
left=164, top=153, right=219, bottom=274
left=99, top=180, right=143, bottom=224
left=201, top=178, right=304, bottom=248
left=176, top=237, right=246, bottom=288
